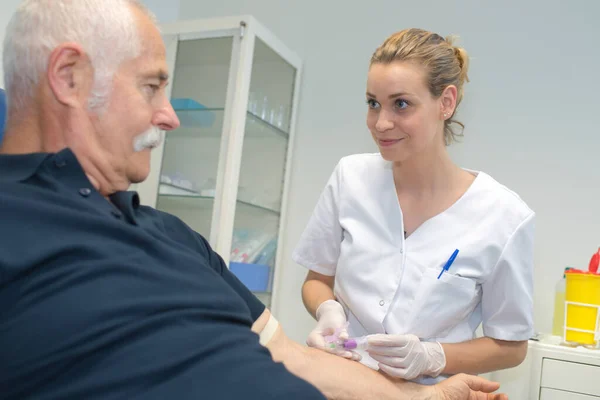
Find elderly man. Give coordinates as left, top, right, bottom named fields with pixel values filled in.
left=0, top=1, right=507, bottom=399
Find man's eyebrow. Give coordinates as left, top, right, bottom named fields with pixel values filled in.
left=142, top=70, right=169, bottom=82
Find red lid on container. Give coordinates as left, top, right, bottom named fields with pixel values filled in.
left=565, top=268, right=588, bottom=275
left=589, top=247, right=600, bottom=274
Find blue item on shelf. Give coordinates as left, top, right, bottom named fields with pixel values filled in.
left=229, top=262, right=270, bottom=292
left=170, top=97, right=215, bottom=127
left=170, top=98, right=207, bottom=110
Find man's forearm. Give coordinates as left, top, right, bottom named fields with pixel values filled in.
left=266, top=324, right=431, bottom=400
left=301, top=344, right=431, bottom=400
left=253, top=310, right=507, bottom=400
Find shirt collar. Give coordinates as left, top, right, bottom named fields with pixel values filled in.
left=0, top=147, right=88, bottom=183
left=0, top=147, right=141, bottom=223
left=0, top=151, right=52, bottom=182
left=110, top=191, right=141, bottom=225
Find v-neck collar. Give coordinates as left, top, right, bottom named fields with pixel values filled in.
left=387, top=165, right=483, bottom=242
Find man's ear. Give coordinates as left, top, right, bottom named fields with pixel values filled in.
left=47, top=43, right=92, bottom=108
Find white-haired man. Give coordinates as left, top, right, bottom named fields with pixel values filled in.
left=0, top=1, right=507, bottom=399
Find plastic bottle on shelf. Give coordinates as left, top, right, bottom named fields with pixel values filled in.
left=252, top=239, right=277, bottom=265
left=260, top=96, right=269, bottom=121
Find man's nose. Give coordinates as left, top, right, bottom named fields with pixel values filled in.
left=153, top=97, right=180, bottom=131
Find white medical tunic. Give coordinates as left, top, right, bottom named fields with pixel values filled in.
left=293, top=153, right=535, bottom=384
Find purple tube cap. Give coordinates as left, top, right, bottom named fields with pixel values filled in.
left=343, top=339, right=358, bottom=350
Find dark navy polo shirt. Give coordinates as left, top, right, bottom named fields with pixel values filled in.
left=0, top=148, right=324, bottom=400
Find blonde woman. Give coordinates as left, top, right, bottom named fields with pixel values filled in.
left=294, top=28, right=534, bottom=385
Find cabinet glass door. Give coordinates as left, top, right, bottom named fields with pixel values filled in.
left=228, top=38, right=297, bottom=307
left=156, top=37, right=233, bottom=238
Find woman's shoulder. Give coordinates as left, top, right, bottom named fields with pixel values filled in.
left=328, top=153, right=391, bottom=194
left=336, top=152, right=388, bottom=172
left=455, top=170, right=535, bottom=257
left=471, top=170, right=535, bottom=225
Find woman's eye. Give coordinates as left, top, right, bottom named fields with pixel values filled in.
left=395, top=99, right=409, bottom=109
left=366, top=99, right=380, bottom=109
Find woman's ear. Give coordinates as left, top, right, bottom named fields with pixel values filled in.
left=440, top=85, right=458, bottom=118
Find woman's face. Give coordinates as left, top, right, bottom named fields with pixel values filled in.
left=366, top=61, right=449, bottom=163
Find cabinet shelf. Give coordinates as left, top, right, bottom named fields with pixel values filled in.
left=158, top=183, right=281, bottom=215
left=171, top=107, right=289, bottom=140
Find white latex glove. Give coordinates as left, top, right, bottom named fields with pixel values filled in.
left=367, top=334, right=446, bottom=380
left=307, top=300, right=359, bottom=360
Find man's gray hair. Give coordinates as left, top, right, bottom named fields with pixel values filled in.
left=3, top=0, right=157, bottom=111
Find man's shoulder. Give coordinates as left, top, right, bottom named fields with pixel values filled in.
left=0, top=180, right=55, bottom=213
left=138, top=205, right=212, bottom=255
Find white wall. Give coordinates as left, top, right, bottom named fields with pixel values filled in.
left=0, top=0, right=181, bottom=87
left=179, top=0, right=600, bottom=344
left=141, top=0, right=181, bottom=24
left=0, top=0, right=21, bottom=88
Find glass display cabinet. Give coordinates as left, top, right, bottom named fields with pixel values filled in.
left=134, top=16, right=302, bottom=308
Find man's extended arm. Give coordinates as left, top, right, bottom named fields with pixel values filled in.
left=252, top=310, right=506, bottom=400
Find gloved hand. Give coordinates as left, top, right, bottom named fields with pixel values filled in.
left=367, top=334, right=446, bottom=380
left=307, top=300, right=359, bottom=360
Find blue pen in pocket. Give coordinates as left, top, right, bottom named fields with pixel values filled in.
left=438, top=249, right=459, bottom=279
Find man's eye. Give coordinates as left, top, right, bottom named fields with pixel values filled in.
left=146, top=84, right=159, bottom=94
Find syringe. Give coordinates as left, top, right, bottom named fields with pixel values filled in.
left=326, top=336, right=368, bottom=351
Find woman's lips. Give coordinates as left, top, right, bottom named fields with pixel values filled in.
left=378, top=138, right=403, bottom=147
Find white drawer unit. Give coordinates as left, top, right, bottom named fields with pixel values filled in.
left=540, top=388, right=599, bottom=400
left=488, top=337, right=600, bottom=399
left=541, top=358, right=600, bottom=397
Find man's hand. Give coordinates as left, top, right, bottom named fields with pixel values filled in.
left=432, top=374, right=508, bottom=400
left=367, top=334, right=445, bottom=379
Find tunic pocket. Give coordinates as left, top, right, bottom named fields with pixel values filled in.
left=405, top=267, right=479, bottom=340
